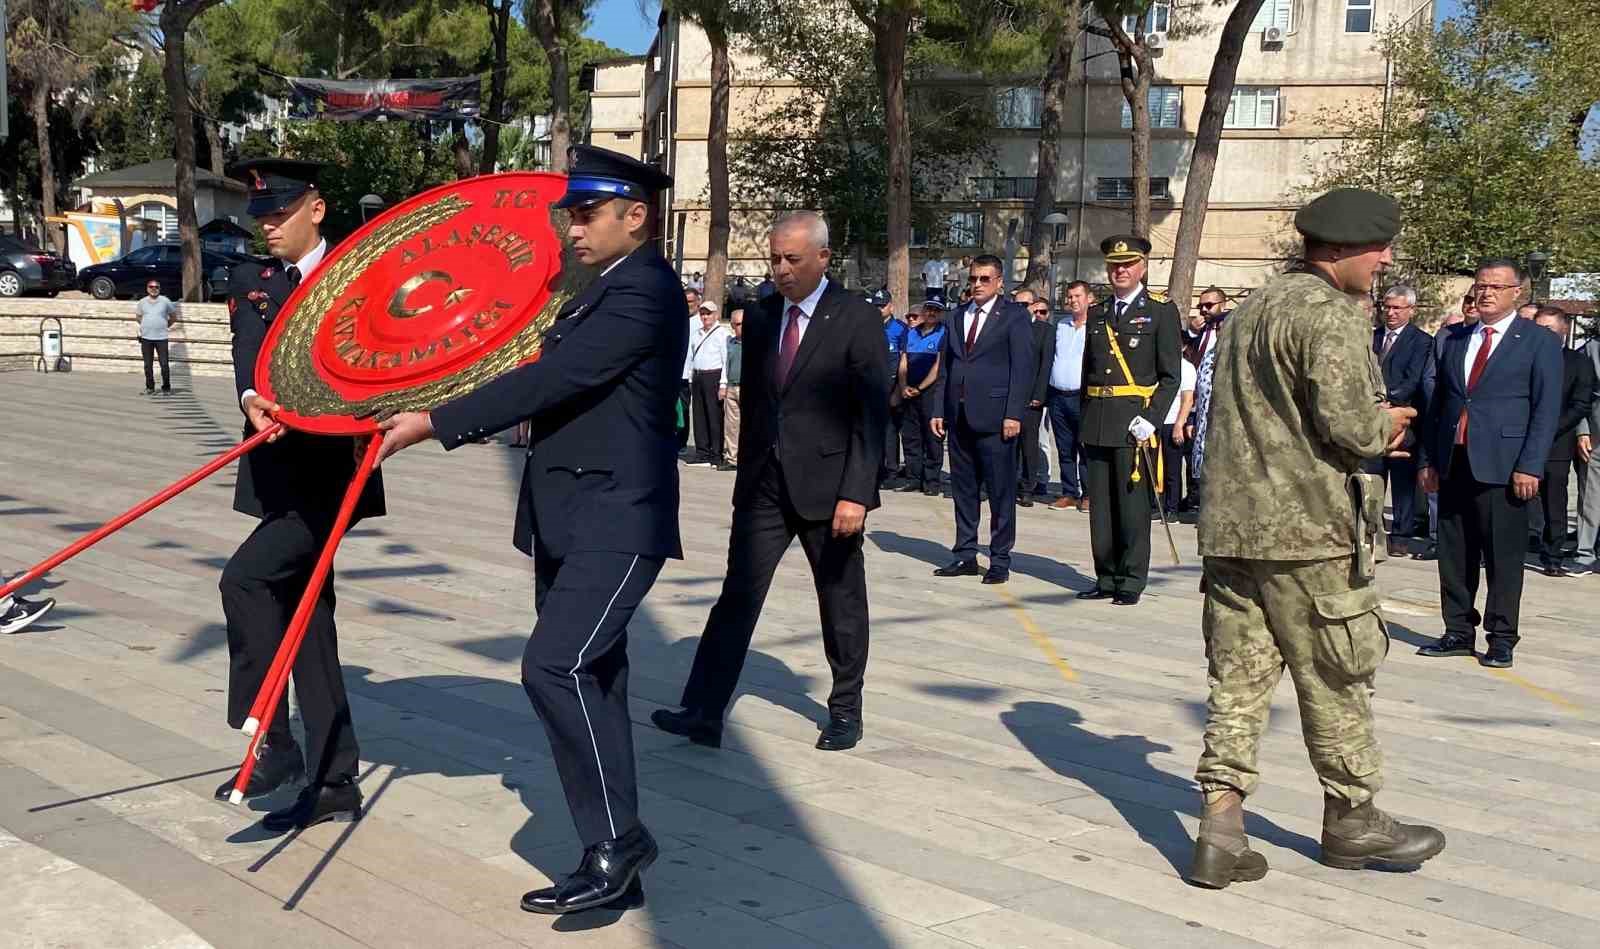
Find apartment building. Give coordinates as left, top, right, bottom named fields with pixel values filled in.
left=584, top=1, right=1426, bottom=302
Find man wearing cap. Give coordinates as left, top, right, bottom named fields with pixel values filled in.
left=377, top=145, right=686, bottom=915
left=899, top=292, right=950, bottom=495
left=875, top=288, right=910, bottom=488
left=1189, top=187, right=1445, bottom=890
left=215, top=158, right=386, bottom=832
left=685, top=298, right=730, bottom=466
left=1075, top=235, right=1182, bottom=606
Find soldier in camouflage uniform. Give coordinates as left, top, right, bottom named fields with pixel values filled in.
left=1188, top=188, right=1446, bottom=889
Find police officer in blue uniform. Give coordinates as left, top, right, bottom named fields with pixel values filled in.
left=874, top=288, right=910, bottom=487
left=377, top=146, right=685, bottom=916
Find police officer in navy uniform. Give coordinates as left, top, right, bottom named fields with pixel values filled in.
left=376, top=145, right=685, bottom=916
left=215, top=158, right=385, bottom=832
left=1076, top=235, right=1182, bottom=606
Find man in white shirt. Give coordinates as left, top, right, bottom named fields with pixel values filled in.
left=685, top=300, right=730, bottom=465
left=1160, top=356, right=1197, bottom=518
left=1047, top=280, right=1093, bottom=511
left=921, top=254, right=949, bottom=297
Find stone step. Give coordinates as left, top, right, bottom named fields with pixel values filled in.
left=0, top=299, right=233, bottom=377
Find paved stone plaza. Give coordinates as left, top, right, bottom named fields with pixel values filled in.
left=1, top=371, right=1597, bottom=949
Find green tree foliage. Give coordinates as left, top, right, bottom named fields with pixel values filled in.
left=278, top=119, right=456, bottom=239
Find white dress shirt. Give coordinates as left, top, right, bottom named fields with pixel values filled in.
left=1112, top=283, right=1145, bottom=316
left=241, top=239, right=328, bottom=407
left=962, top=297, right=996, bottom=344
left=1164, top=357, right=1197, bottom=426
left=1462, top=315, right=1511, bottom=381
left=685, top=320, right=730, bottom=383
left=778, top=276, right=829, bottom=350
left=1050, top=319, right=1088, bottom=390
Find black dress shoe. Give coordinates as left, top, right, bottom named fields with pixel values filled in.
left=214, top=738, right=304, bottom=800
left=520, top=826, right=658, bottom=915
left=1076, top=588, right=1115, bottom=600
left=1479, top=639, right=1515, bottom=668
left=649, top=707, right=723, bottom=748
left=815, top=714, right=862, bottom=751
left=895, top=481, right=921, bottom=493
left=981, top=568, right=1009, bottom=584
left=922, top=483, right=941, bottom=497
left=1016, top=494, right=1034, bottom=508
left=933, top=559, right=981, bottom=578
left=1112, top=591, right=1142, bottom=606
left=1417, top=632, right=1475, bottom=658
left=262, top=779, right=361, bottom=832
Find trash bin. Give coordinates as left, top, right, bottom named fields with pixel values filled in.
left=37, top=317, right=70, bottom=372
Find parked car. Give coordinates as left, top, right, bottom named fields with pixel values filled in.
left=0, top=234, right=77, bottom=297
left=76, top=243, right=254, bottom=301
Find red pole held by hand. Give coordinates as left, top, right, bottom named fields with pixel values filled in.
left=229, top=433, right=383, bottom=805
left=0, top=424, right=285, bottom=601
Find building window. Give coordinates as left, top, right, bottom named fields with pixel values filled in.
left=1019, top=213, right=1071, bottom=244
left=1225, top=86, right=1280, bottom=129
left=1251, top=0, right=1293, bottom=33
left=1122, top=86, right=1182, bottom=129
left=912, top=210, right=985, bottom=248
left=1094, top=177, right=1171, bottom=201
left=995, top=86, right=1043, bottom=129
left=1345, top=0, right=1373, bottom=33
left=1122, top=2, right=1170, bottom=35
left=133, top=201, right=179, bottom=241
left=971, top=176, right=1038, bottom=200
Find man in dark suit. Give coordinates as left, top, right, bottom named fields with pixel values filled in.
left=1373, top=285, right=1433, bottom=554
left=1532, top=307, right=1594, bottom=575
left=215, top=158, right=384, bottom=832
left=1016, top=291, right=1056, bottom=506
left=1417, top=258, right=1562, bottom=669
left=1077, top=235, right=1182, bottom=606
left=652, top=212, right=887, bottom=753
left=929, top=255, right=1034, bottom=583
left=378, top=146, right=685, bottom=915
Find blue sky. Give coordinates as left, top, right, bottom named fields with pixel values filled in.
left=585, top=0, right=661, bottom=55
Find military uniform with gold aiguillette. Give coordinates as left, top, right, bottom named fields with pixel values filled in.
left=1079, top=238, right=1181, bottom=600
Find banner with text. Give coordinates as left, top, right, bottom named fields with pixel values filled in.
left=286, top=77, right=481, bottom=122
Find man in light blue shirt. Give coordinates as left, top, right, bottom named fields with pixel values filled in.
left=1046, top=280, right=1093, bottom=510
left=134, top=279, right=178, bottom=394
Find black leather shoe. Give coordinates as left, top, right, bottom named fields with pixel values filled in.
left=895, top=481, right=921, bottom=493
left=214, top=738, right=304, bottom=800
left=520, top=826, right=658, bottom=915
left=815, top=714, right=862, bottom=751
left=1417, top=632, right=1475, bottom=658
left=262, top=779, right=361, bottom=832
left=1112, top=591, right=1142, bottom=606
left=981, top=568, right=1009, bottom=584
left=933, top=559, right=981, bottom=578
left=1016, top=494, right=1034, bottom=508
left=650, top=707, right=723, bottom=748
left=1076, top=588, right=1115, bottom=600
left=1479, top=639, right=1514, bottom=668
left=922, top=483, right=941, bottom=497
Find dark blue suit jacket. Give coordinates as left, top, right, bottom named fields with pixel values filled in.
left=934, top=299, right=1034, bottom=433
left=431, top=245, right=688, bottom=560
left=1374, top=322, right=1431, bottom=409
left=1420, top=318, right=1562, bottom=485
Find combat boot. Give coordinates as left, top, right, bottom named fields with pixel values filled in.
left=1186, top=788, right=1268, bottom=889
left=1319, top=796, right=1445, bottom=871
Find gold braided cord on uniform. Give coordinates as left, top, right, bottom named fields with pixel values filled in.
left=268, top=194, right=566, bottom=421
left=1102, top=323, right=1163, bottom=490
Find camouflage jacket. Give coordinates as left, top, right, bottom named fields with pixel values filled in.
left=1197, top=272, right=1390, bottom=560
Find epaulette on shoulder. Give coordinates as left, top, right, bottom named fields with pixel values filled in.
left=1147, top=289, right=1169, bottom=303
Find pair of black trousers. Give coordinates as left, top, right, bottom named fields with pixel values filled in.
left=1539, top=460, right=1571, bottom=565
left=526, top=548, right=663, bottom=848
left=690, top=369, right=723, bottom=459
left=1382, top=452, right=1420, bottom=538
left=219, top=512, right=357, bottom=785
left=882, top=394, right=905, bottom=479
left=949, top=409, right=1018, bottom=570
left=900, top=390, right=943, bottom=487
left=1437, top=448, right=1528, bottom=646
left=682, top=455, right=870, bottom=719
left=1045, top=388, right=1083, bottom=499
left=140, top=337, right=170, bottom=391
left=1084, top=443, right=1153, bottom=595
left=1159, top=423, right=1185, bottom=514
left=1018, top=405, right=1047, bottom=492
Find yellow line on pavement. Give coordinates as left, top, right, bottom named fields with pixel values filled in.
left=997, top=587, right=1079, bottom=683
left=1486, top=667, right=1580, bottom=711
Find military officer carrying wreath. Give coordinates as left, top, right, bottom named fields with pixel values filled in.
left=1188, top=188, right=1445, bottom=890
left=1075, top=235, right=1182, bottom=606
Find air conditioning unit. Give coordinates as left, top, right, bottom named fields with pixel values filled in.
left=1145, top=32, right=1166, bottom=51
left=1262, top=26, right=1286, bottom=48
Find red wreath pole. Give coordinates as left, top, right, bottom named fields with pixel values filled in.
left=0, top=423, right=285, bottom=601
left=229, top=433, right=382, bottom=805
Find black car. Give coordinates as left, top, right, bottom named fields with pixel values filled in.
left=77, top=243, right=253, bottom=301
left=0, top=234, right=76, bottom=297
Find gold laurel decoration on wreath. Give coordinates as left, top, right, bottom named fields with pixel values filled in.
left=269, top=193, right=567, bottom=420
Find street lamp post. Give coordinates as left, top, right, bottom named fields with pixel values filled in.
left=1526, top=251, right=1550, bottom=304
left=1043, top=211, right=1071, bottom=309
left=358, top=194, right=386, bottom=223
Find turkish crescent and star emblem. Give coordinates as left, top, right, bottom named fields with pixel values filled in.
left=250, top=169, right=267, bottom=190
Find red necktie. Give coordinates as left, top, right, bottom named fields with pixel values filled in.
left=775, top=305, right=802, bottom=387
left=1456, top=326, right=1495, bottom=445
left=964, top=304, right=981, bottom=349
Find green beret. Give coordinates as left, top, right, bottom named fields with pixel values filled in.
left=1294, top=188, right=1400, bottom=245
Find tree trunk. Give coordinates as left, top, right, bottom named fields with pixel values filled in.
left=451, top=119, right=475, bottom=179
left=1168, top=0, right=1267, bottom=312
left=1125, top=49, right=1152, bottom=240
left=161, top=6, right=205, bottom=303
left=866, top=8, right=914, bottom=314
left=479, top=0, right=512, bottom=174
left=1023, top=0, right=1082, bottom=301
left=704, top=23, right=732, bottom=313
left=29, top=84, right=62, bottom=253
left=204, top=116, right=226, bottom=177
left=531, top=0, right=571, bottom=173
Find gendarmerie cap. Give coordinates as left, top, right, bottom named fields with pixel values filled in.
left=1100, top=234, right=1152, bottom=263
left=868, top=288, right=892, bottom=307
left=923, top=288, right=949, bottom=310
left=227, top=158, right=328, bottom=217
left=555, top=144, right=674, bottom=210
left=1294, top=188, right=1401, bottom=245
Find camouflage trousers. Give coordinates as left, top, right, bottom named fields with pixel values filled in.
left=1196, top=555, right=1390, bottom=804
